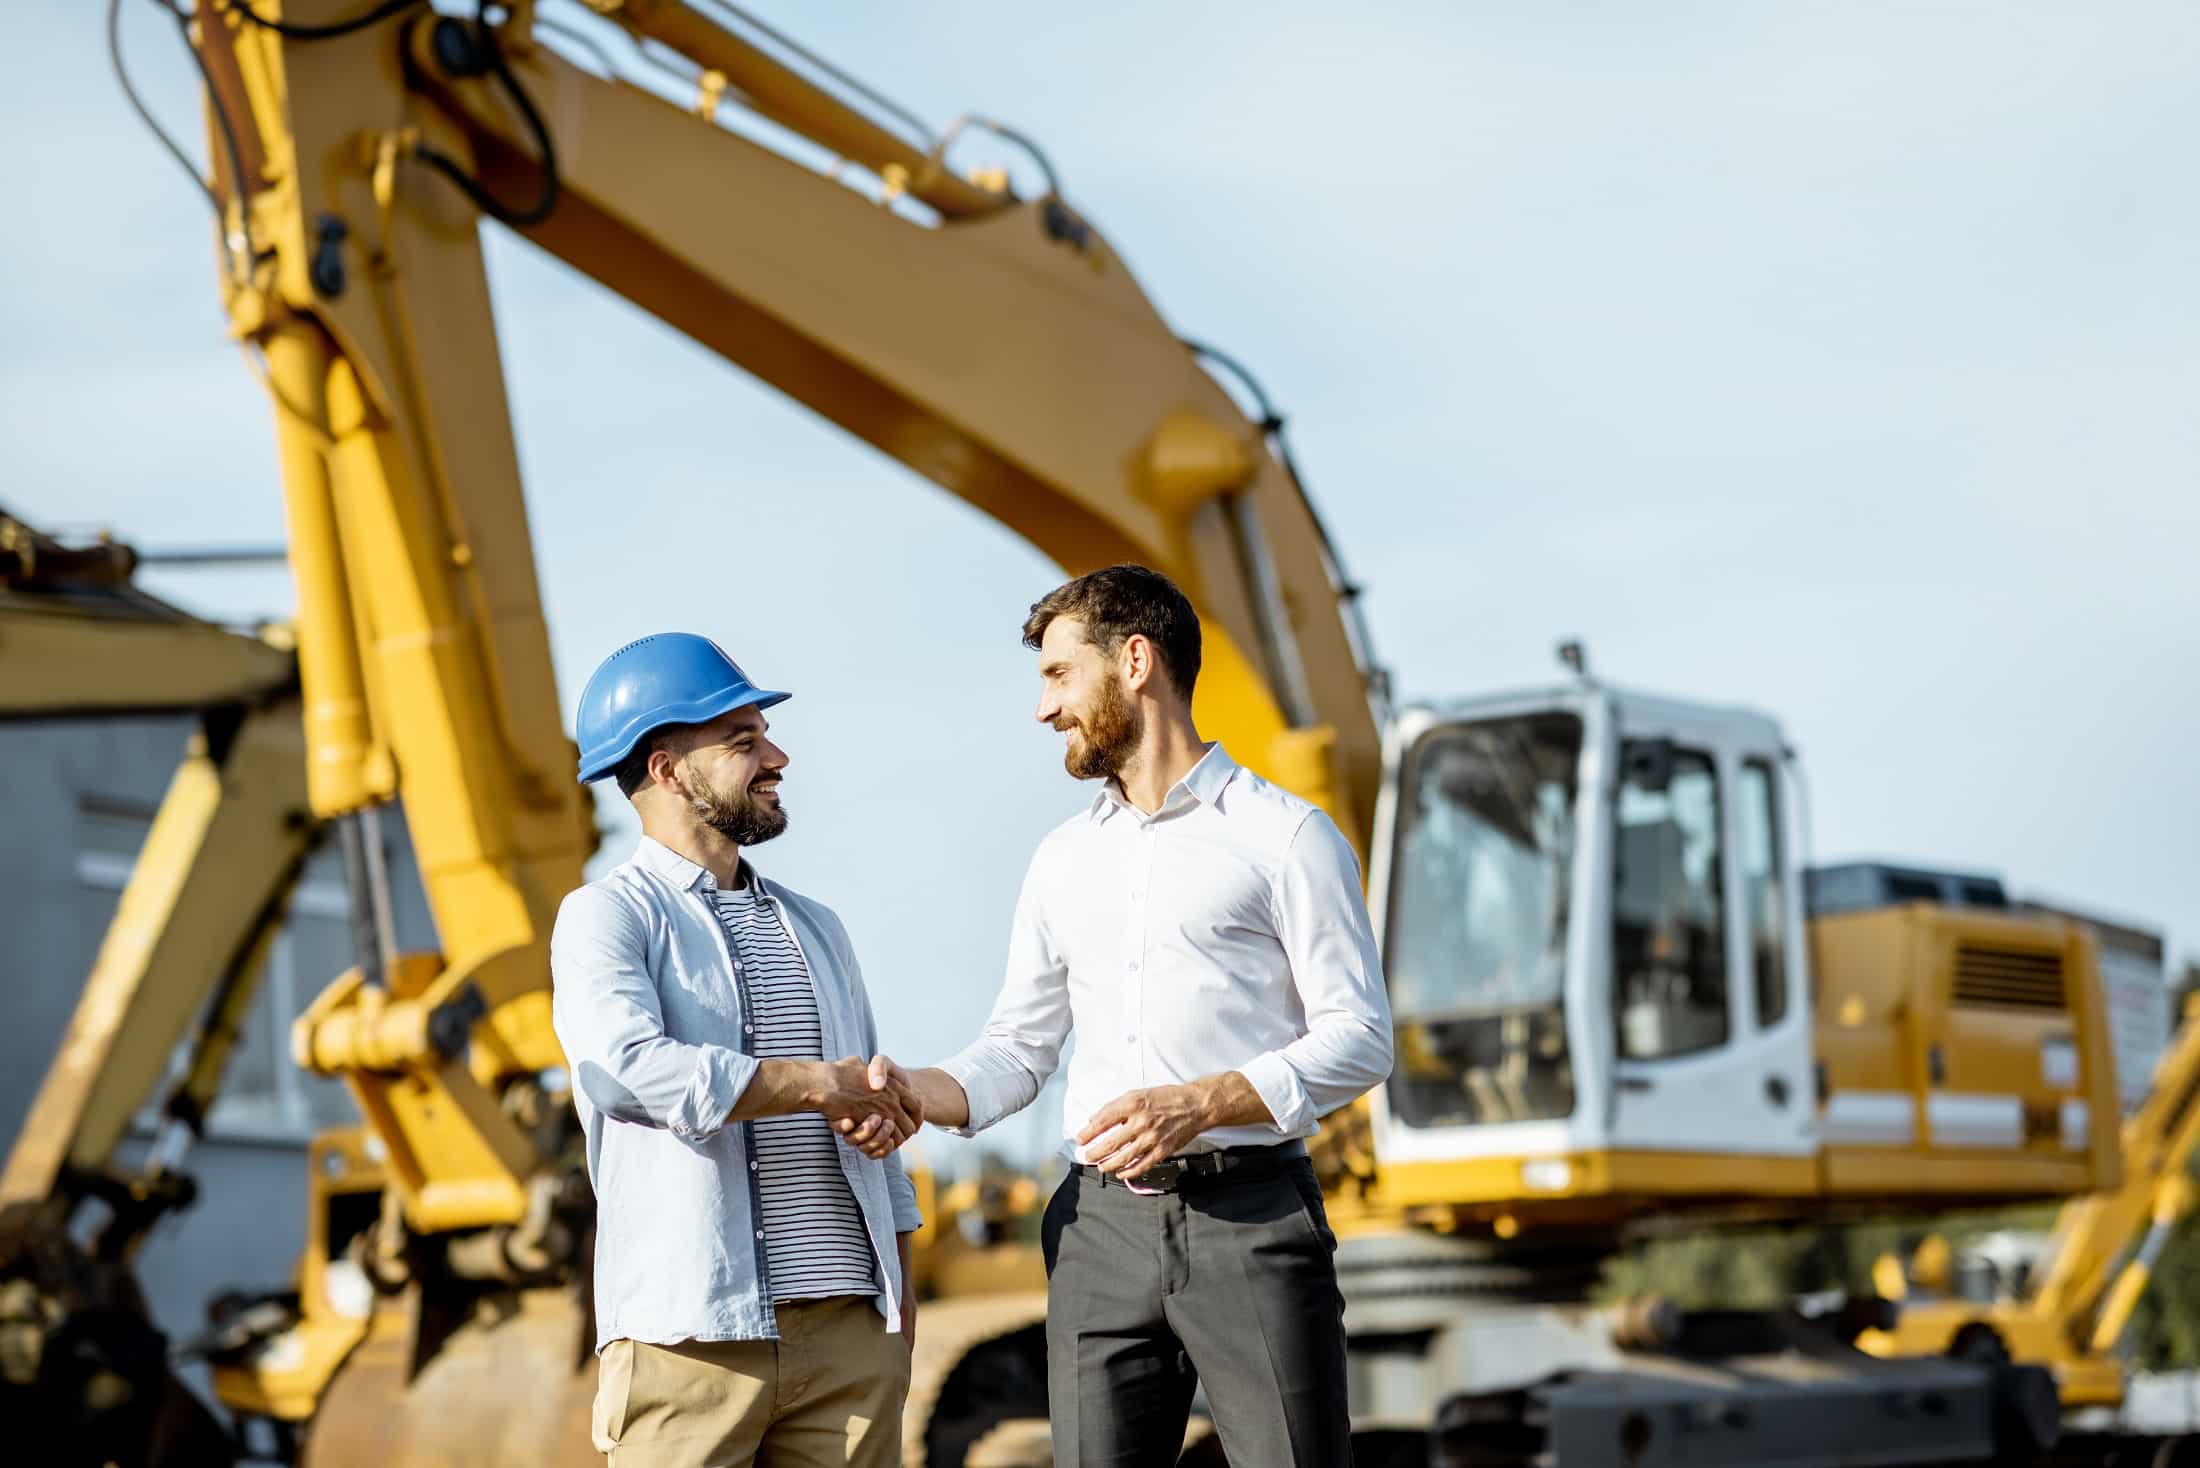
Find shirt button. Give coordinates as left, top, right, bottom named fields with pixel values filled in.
left=743, top=1024, right=753, bottom=1034
left=755, top=1229, right=765, bottom=1240
left=750, top=1160, right=759, bottom=1171
left=1128, top=959, right=1139, bottom=971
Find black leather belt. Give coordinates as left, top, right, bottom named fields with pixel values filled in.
left=1072, top=1141, right=1307, bottom=1194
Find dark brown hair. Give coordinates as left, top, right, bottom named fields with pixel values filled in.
left=611, top=723, right=690, bottom=799
left=1022, top=564, right=1202, bottom=701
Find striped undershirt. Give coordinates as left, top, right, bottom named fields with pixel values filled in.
left=711, top=880, right=878, bottom=1303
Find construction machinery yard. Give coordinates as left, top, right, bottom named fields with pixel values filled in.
left=3, top=3, right=2196, bottom=1465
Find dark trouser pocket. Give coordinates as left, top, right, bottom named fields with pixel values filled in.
left=1285, top=1162, right=1339, bottom=1251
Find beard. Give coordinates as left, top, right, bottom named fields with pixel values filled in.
left=684, top=765, right=788, bottom=846
left=1057, top=674, right=1141, bottom=781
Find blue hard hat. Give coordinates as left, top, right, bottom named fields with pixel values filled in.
left=574, top=633, right=790, bottom=784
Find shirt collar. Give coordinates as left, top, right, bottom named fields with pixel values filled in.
left=631, top=834, right=762, bottom=894
left=1090, top=743, right=1239, bottom=823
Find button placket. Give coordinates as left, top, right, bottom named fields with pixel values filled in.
left=1130, top=821, right=1158, bottom=1078
left=700, top=884, right=773, bottom=1313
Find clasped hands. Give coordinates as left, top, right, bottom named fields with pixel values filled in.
left=827, top=1059, right=1226, bottom=1176
left=820, top=1055, right=925, bottom=1160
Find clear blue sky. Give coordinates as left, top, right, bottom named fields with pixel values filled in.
left=5, top=2, right=2194, bottom=1166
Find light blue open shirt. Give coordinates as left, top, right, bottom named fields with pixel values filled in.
left=550, top=835, right=922, bottom=1351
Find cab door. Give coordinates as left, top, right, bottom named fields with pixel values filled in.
left=1603, top=708, right=1815, bottom=1159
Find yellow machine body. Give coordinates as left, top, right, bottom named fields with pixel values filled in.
left=1813, top=904, right=2120, bottom=1201
left=1377, top=902, right=2121, bottom=1226
left=1364, top=685, right=2130, bottom=1290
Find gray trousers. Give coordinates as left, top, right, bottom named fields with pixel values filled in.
left=1041, top=1156, right=1352, bottom=1467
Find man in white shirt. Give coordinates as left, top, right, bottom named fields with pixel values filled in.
left=891, top=566, right=1395, bottom=1466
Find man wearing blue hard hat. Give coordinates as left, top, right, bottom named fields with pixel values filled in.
left=550, top=632, right=924, bottom=1468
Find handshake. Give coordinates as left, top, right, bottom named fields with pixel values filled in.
left=816, top=1054, right=925, bottom=1160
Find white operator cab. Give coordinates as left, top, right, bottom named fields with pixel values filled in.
left=1364, top=681, right=1820, bottom=1212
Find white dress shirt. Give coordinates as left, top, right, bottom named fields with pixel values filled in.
left=942, top=744, right=1394, bottom=1155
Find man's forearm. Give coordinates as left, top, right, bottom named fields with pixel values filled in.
left=1195, top=1069, right=1276, bottom=1130
left=906, top=1067, right=973, bottom=1129
left=726, top=1059, right=828, bottom=1123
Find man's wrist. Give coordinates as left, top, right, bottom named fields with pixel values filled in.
left=1191, top=1075, right=1230, bottom=1131
left=910, top=1066, right=973, bottom=1129
left=731, top=1060, right=820, bottom=1123
left=786, top=1059, right=830, bottom=1112
left=1194, top=1070, right=1272, bottom=1131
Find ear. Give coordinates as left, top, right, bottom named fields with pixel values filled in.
left=1118, top=633, right=1156, bottom=693
left=647, top=744, right=686, bottom=793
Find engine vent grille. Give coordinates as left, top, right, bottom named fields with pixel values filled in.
left=1952, top=945, right=2066, bottom=1010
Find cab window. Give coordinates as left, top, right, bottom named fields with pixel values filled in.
left=1613, top=743, right=1727, bottom=1059
left=1738, top=760, right=1789, bottom=1028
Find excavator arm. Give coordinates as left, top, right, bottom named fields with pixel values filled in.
left=187, top=0, right=1379, bottom=1243
left=0, top=507, right=296, bottom=718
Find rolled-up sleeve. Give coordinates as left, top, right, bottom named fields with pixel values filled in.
left=1239, top=811, right=1395, bottom=1135
left=550, top=885, right=758, bottom=1141
left=939, top=853, right=1072, bottom=1136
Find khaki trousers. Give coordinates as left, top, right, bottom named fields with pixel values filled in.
left=591, top=1297, right=910, bottom=1467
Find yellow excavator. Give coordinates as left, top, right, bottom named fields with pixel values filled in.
left=1860, top=982, right=2200, bottom=1406
left=0, top=506, right=311, bottom=1462
left=8, top=2, right=2195, bottom=1465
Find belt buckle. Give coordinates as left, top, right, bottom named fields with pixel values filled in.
left=1124, top=1158, right=1186, bottom=1195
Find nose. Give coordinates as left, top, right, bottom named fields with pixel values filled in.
left=761, top=737, right=789, bottom=771
left=1035, top=687, right=1062, bottom=726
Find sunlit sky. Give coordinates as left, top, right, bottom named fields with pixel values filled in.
left=5, top=2, right=2194, bottom=1165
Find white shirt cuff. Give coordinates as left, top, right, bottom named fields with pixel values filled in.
left=1235, top=1053, right=1312, bottom=1136
left=937, top=1052, right=1024, bottom=1137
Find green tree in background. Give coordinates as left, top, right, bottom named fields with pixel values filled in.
left=1606, top=1202, right=2200, bottom=1371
